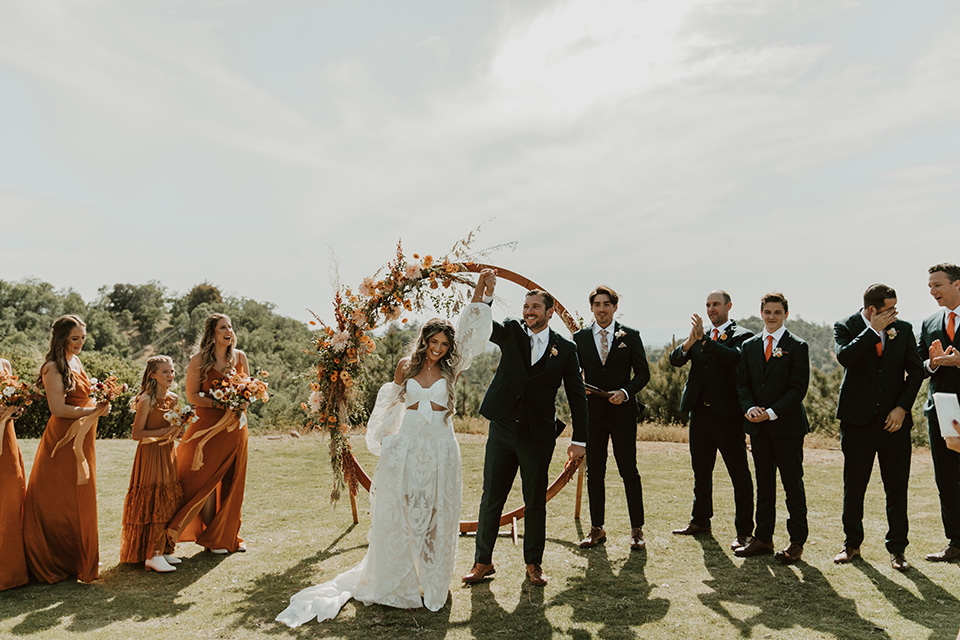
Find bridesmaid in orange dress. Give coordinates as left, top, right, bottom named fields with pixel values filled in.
left=166, top=313, right=249, bottom=554
left=23, top=315, right=110, bottom=583
left=0, top=357, right=29, bottom=590
left=120, top=355, right=184, bottom=572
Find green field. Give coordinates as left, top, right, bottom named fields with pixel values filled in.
left=1, top=435, right=958, bottom=639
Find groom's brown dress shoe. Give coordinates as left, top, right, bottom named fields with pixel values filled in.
left=775, top=542, right=803, bottom=565
left=924, top=545, right=960, bottom=562
left=731, top=535, right=752, bottom=551
left=462, top=562, right=495, bottom=584
left=526, top=563, right=548, bottom=587
left=630, top=528, right=645, bottom=550
left=579, top=527, right=606, bottom=548
left=833, top=546, right=860, bottom=564
left=672, top=523, right=711, bottom=536
left=734, top=538, right=774, bottom=557
left=890, top=553, right=910, bottom=572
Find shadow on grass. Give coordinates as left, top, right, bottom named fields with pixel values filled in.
left=853, top=560, right=960, bottom=640
left=0, top=550, right=224, bottom=635
left=696, top=536, right=892, bottom=639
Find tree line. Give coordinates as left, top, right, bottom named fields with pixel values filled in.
left=0, top=278, right=930, bottom=445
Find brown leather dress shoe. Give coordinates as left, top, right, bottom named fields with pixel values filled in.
left=833, top=546, right=860, bottom=564
left=731, top=535, right=752, bottom=551
left=890, top=553, right=910, bottom=572
left=526, top=563, right=548, bottom=586
left=775, top=542, right=803, bottom=564
left=734, top=538, right=774, bottom=557
left=924, top=545, right=960, bottom=562
left=462, top=562, right=496, bottom=583
left=579, top=526, right=607, bottom=548
left=630, top=527, right=645, bottom=550
left=672, top=522, right=711, bottom=536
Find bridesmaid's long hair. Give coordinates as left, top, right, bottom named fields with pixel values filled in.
left=131, top=355, right=174, bottom=410
left=40, top=314, right=86, bottom=394
left=400, top=318, right=461, bottom=419
left=194, top=313, right=236, bottom=383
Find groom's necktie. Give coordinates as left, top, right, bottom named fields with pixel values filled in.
left=600, top=328, right=609, bottom=364
left=949, top=312, right=957, bottom=342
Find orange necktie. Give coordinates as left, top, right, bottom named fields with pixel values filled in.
left=876, top=339, right=883, bottom=357
left=948, top=312, right=957, bottom=342
left=713, top=328, right=719, bottom=341
left=764, top=335, right=773, bottom=361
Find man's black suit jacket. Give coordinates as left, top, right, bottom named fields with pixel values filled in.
left=669, top=321, right=753, bottom=416
left=834, top=312, right=923, bottom=427
left=479, top=317, right=589, bottom=443
left=572, top=322, right=650, bottom=422
left=736, top=330, right=810, bottom=438
left=918, top=308, right=960, bottom=414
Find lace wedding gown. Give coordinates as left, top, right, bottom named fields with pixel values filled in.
left=277, top=303, right=491, bottom=627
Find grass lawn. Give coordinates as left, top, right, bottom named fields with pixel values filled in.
left=1, top=433, right=959, bottom=640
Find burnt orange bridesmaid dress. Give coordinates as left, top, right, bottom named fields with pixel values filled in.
left=0, top=411, right=28, bottom=590
left=23, top=367, right=100, bottom=583
left=166, top=369, right=247, bottom=552
left=119, top=397, right=184, bottom=563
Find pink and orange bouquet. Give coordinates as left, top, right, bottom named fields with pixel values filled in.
left=89, top=375, right=129, bottom=404
left=199, top=369, right=270, bottom=413
left=0, top=371, right=42, bottom=408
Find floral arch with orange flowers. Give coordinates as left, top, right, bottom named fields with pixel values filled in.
left=307, top=240, right=585, bottom=532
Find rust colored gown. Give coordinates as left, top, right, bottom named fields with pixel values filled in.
left=166, top=369, right=248, bottom=552
left=23, top=367, right=100, bottom=583
left=0, top=412, right=28, bottom=590
left=119, top=397, right=184, bottom=563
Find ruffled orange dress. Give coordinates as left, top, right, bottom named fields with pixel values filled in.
left=166, top=369, right=248, bottom=552
left=119, top=397, right=184, bottom=563
left=0, top=412, right=28, bottom=590
left=23, top=366, right=100, bottom=583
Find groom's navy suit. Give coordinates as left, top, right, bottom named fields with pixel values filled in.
left=475, top=317, right=589, bottom=565
left=736, top=330, right=809, bottom=544
left=918, top=308, right=960, bottom=548
left=834, top=312, right=923, bottom=553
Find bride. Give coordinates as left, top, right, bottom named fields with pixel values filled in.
left=277, top=269, right=495, bottom=627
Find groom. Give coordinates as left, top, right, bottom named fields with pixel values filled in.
left=463, top=277, right=589, bottom=587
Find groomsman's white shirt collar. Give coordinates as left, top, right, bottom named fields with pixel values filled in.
left=709, top=319, right=733, bottom=337
left=761, top=325, right=787, bottom=348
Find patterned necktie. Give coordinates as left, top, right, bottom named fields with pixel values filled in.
left=949, top=312, right=957, bottom=342
left=712, top=328, right=719, bottom=341
left=764, top=335, right=773, bottom=362
left=600, top=328, right=609, bottom=364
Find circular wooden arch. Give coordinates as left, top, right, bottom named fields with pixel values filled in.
left=345, top=262, right=585, bottom=532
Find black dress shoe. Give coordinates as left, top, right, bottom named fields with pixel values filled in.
left=672, top=523, right=711, bottom=536
left=775, top=542, right=803, bottom=564
left=924, top=545, right=960, bottom=562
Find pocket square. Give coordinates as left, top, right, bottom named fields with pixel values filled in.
left=617, top=342, right=627, bottom=348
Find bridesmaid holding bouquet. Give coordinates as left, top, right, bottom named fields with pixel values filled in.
left=120, top=356, right=186, bottom=573
left=166, top=313, right=250, bottom=554
left=0, top=357, right=29, bottom=590
left=23, top=315, right=110, bottom=584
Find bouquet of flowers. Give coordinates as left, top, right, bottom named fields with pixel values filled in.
left=163, top=403, right=199, bottom=432
left=0, top=371, right=42, bottom=408
left=199, top=368, right=270, bottom=413
left=89, top=375, right=129, bottom=404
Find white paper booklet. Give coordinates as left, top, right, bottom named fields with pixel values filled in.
left=933, top=392, right=960, bottom=439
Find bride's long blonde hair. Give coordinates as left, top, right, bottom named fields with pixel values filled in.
left=193, top=313, right=236, bottom=382
left=399, top=319, right=461, bottom=419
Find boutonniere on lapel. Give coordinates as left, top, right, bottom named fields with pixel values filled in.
left=614, top=329, right=626, bottom=340
left=719, top=333, right=728, bottom=341
left=772, top=347, right=786, bottom=358
left=886, top=328, right=898, bottom=340
left=550, top=346, right=559, bottom=358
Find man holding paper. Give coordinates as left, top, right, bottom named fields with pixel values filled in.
left=918, top=263, right=960, bottom=562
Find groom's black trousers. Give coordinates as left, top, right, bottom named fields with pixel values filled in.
left=474, top=419, right=556, bottom=566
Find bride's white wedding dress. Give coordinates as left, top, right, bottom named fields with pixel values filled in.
left=277, top=303, right=491, bottom=627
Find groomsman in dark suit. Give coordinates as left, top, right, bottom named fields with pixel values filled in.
left=734, top=292, right=810, bottom=564
left=463, top=285, right=589, bottom=587
left=669, top=290, right=755, bottom=550
left=572, top=286, right=650, bottom=551
left=832, top=284, right=923, bottom=571
left=918, top=263, right=960, bottom=562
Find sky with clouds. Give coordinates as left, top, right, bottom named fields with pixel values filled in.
left=2, top=0, right=959, bottom=345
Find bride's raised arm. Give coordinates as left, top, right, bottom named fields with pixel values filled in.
left=454, top=268, right=496, bottom=377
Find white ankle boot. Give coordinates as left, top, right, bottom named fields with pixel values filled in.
left=163, top=555, right=182, bottom=564
left=144, top=555, right=176, bottom=572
